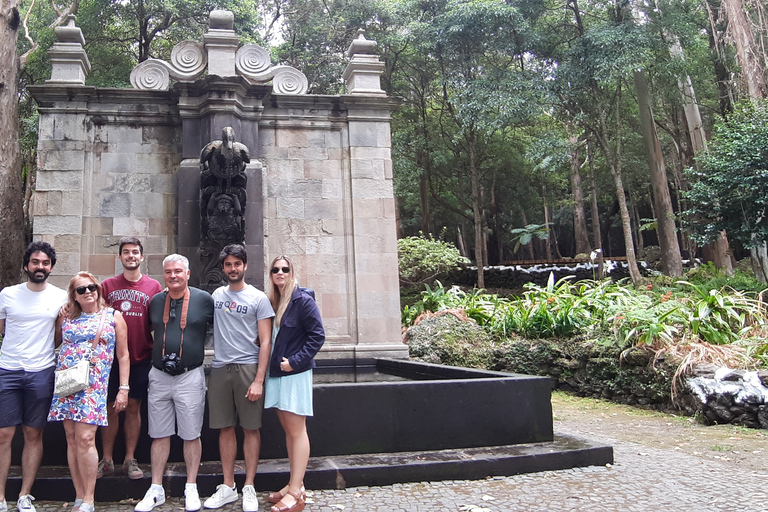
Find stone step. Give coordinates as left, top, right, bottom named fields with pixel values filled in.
left=6, top=434, right=612, bottom=502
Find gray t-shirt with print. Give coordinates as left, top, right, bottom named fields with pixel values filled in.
left=212, top=283, right=275, bottom=367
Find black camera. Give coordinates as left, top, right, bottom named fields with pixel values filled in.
left=161, top=353, right=182, bottom=375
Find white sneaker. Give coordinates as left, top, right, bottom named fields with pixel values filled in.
left=203, top=484, right=238, bottom=509
left=241, top=485, right=258, bottom=512
left=135, top=486, right=166, bottom=512
left=185, top=486, right=201, bottom=512
left=0, top=500, right=7, bottom=512
left=16, top=495, right=35, bottom=512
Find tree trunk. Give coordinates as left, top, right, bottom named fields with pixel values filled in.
left=629, top=193, right=644, bottom=256
left=634, top=70, right=683, bottom=277
left=419, top=172, right=430, bottom=235
left=569, top=135, right=591, bottom=255
left=588, top=140, right=602, bottom=250
left=723, top=0, right=768, bottom=100
left=542, top=191, right=552, bottom=261
left=521, top=210, right=535, bottom=260
left=750, top=243, right=768, bottom=283
left=595, top=82, right=643, bottom=285
left=670, top=29, right=734, bottom=274
left=0, top=2, right=25, bottom=288
left=468, top=137, right=484, bottom=288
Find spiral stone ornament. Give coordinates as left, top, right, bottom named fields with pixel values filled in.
left=130, top=59, right=170, bottom=90
left=169, top=41, right=207, bottom=80
left=271, top=66, right=308, bottom=95
left=235, top=44, right=273, bottom=80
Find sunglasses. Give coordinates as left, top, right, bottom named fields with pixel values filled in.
left=75, top=283, right=98, bottom=295
left=271, top=266, right=291, bottom=274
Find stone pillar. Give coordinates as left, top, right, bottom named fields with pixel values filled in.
left=203, top=10, right=239, bottom=77
left=343, top=30, right=386, bottom=96
left=47, top=15, right=90, bottom=85
left=345, top=98, right=405, bottom=359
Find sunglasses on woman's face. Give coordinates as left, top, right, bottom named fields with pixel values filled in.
left=271, top=266, right=291, bottom=274
left=75, top=284, right=98, bottom=295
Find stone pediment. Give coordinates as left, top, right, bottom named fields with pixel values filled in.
left=129, top=10, right=308, bottom=94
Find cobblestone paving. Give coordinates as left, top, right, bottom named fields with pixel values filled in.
left=27, top=426, right=768, bottom=512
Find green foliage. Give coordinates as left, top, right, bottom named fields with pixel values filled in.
left=675, top=281, right=763, bottom=345
left=404, top=313, right=496, bottom=369
left=402, top=277, right=768, bottom=353
left=397, top=235, right=469, bottom=286
left=682, top=263, right=766, bottom=294
left=510, top=223, right=550, bottom=254
left=685, top=101, right=768, bottom=248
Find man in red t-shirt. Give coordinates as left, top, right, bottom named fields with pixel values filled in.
left=98, top=237, right=162, bottom=479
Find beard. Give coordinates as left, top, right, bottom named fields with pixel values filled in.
left=25, top=268, right=50, bottom=283
left=226, top=272, right=244, bottom=284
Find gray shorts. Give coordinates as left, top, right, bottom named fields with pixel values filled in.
left=207, top=364, right=264, bottom=430
left=147, top=366, right=205, bottom=440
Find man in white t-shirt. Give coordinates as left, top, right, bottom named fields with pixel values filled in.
left=202, top=245, right=273, bottom=512
left=0, top=242, right=68, bottom=512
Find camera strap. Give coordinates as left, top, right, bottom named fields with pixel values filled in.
left=162, top=288, right=190, bottom=360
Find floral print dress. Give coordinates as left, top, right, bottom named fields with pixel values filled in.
left=48, top=309, right=116, bottom=426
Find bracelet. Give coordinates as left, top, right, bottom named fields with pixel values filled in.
left=119, top=385, right=130, bottom=390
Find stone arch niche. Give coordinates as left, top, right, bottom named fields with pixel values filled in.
left=28, top=11, right=407, bottom=361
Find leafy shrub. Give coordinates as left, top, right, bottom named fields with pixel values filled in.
left=402, top=277, right=768, bottom=355
left=398, top=234, right=469, bottom=286
left=682, top=263, right=766, bottom=294
left=404, top=312, right=497, bottom=368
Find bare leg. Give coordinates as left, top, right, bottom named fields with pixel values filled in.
left=242, top=428, right=260, bottom=488
left=0, top=426, right=17, bottom=502
left=149, top=437, right=170, bottom=486
left=19, top=426, right=45, bottom=496
left=72, top=422, right=99, bottom=504
left=218, top=428, right=237, bottom=488
left=274, top=410, right=308, bottom=508
left=100, top=405, right=119, bottom=463
left=63, top=421, right=85, bottom=501
left=183, top=438, right=201, bottom=484
left=123, top=398, right=142, bottom=461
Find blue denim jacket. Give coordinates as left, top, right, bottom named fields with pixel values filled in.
left=269, top=286, right=325, bottom=377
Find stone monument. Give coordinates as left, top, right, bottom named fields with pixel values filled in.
left=28, top=10, right=408, bottom=362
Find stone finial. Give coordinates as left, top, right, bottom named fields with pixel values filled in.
left=347, top=29, right=378, bottom=58
left=209, top=10, right=234, bottom=30
left=343, top=29, right=386, bottom=96
left=204, top=10, right=239, bottom=77
left=47, top=15, right=90, bottom=85
left=54, top=15, right=86, bottom=45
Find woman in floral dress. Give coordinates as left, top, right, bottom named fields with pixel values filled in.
left=49, top=272, right=129, bottom=512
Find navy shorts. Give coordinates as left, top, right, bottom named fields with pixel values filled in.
left=0, top=367, right=55, bottom=429
left=107, top=358, right=151, bottom=402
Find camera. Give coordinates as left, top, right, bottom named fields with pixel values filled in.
left=161, top=353, right=182, bottom=375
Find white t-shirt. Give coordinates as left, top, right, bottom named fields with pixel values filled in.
left=0, top=282, right=68, bottom=371
left=212, top=284, right=275, bottom=367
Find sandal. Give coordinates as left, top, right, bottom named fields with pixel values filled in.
left=267, top=485, right=305, bottom=504
left=270, top=490, right=305, bottom=512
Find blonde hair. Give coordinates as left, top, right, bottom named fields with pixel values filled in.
left=66, top=271, right=106, bottom=319
left=267, top=255, right=298, bottom=327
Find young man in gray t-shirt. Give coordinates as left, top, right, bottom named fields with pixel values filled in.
left=203, top=245, right=274, bottom=512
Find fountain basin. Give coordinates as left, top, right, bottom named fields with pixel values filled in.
left=9, top=359, right=611, bottom=500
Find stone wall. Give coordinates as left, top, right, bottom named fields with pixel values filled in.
left=446, top=261, right=649, bottom=289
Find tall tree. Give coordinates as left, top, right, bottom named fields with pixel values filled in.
left=0, top=1, right=25, bottom=287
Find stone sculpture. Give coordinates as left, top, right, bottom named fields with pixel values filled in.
left=199, top=127, right=249, bottom=292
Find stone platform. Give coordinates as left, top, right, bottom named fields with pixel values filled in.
left=6, top=434, right=612, bottom=501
